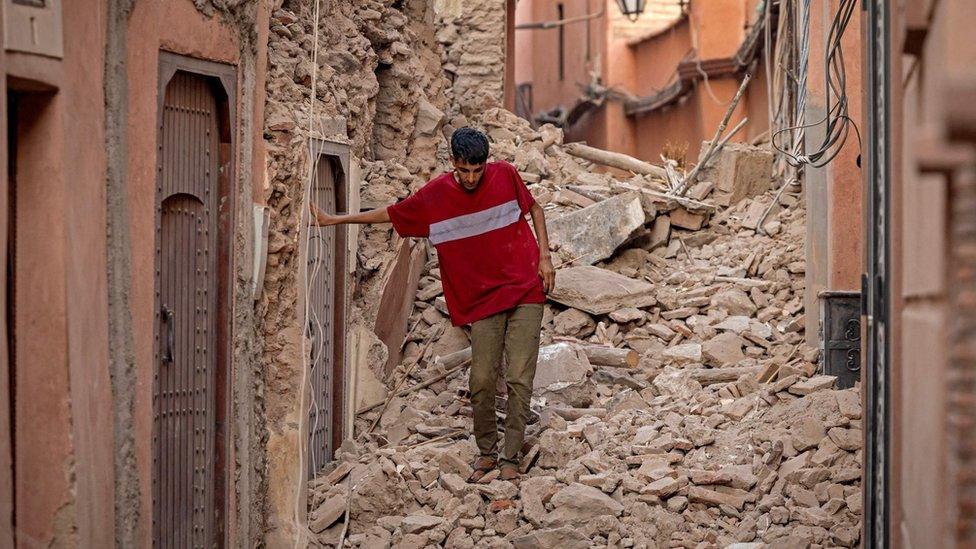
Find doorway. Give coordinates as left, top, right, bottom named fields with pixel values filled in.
left=3, top=82, right=74, bottom=547
left=152, top=55, right=236, bottom=549
left=305, top=145, right=348, bottom=479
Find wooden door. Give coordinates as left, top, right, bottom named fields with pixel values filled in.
left=153, top=71, right=222, bottom=549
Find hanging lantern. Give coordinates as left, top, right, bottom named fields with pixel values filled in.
left=615, top=0, right=647, bottom=22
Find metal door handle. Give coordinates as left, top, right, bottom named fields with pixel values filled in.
left=161, top=305, right=175, bottom=363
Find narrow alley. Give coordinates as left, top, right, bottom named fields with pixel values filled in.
left=0, top=1, right=973, bottom=548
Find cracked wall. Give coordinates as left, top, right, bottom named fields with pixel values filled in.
left=259, top=0, right=454, bottom=544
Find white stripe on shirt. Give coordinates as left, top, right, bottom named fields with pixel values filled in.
left=428, top=199, right=522, bottom=245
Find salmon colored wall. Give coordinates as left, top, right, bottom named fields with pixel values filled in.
left=630, top=21, right=692, bottom=96
left=514, top=0, right=605, bottom=123
left=126, top=2, right=244, bottom=545
left=625, top=0, right=754, bottom=163
left=518, top=0, right=765, bottom=164
left=59, top=1, right=116, bottom=545
left=744, top=62, right=771, bottom=142
left=826, top=1, right=863, bottom=291
left=514, top=0, right=534, bottom=86
left=600, top=10, right=637, bottom=156
left=10, top=89, right=75, bottom=549
left=252, top=1, right=273, bottom=204
left=626, top=20, right=695, bottom=158
left=505, top=0, right=517, bottom=111
left=690, top=0, right=745, bottom=59
left=1, top=1, right=115, bottom=546
left=890, top=1, right=976, bottom=546
left=0, top=14, right=10, bottom=545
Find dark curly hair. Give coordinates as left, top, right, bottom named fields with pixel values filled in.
left=450, top=127, right=490, bottom=164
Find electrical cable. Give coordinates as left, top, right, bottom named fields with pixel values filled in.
left=771, top=0, right=861, bottom=169
left=293, top=0, right=325, bottom=546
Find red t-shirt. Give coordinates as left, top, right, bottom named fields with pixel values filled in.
left=387, top=161, right=546, bottom=326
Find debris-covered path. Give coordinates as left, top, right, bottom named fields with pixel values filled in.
left=306, top=111, right=862, bottom=549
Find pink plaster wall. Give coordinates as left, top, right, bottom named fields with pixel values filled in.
left=126, top=2, right=244, bottom=545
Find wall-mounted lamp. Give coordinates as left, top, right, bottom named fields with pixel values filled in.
left=614, top=0, right=647, bottom=22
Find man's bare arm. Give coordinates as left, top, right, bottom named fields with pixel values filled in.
left=310, top=202, right=391, bottom=226
left=529, top=203, right=555, bottom=293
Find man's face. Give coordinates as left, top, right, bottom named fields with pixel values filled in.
left=452, top=158, right=486, bottom=191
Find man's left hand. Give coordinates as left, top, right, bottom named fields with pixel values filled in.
left=539, top=253, right=555, bottom=294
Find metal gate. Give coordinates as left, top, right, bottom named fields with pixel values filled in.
left=153, top=71, right=221, bottom=549
left=306, top=155, right=345, bottom=479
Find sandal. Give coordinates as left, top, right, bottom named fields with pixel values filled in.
left=499, top=463, right=520, bottom=483
left=467, top=456, right=496, bottom=483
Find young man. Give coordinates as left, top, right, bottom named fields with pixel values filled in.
left=311, top=127, right=555, bottom=482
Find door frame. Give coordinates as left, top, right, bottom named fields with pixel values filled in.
left=153, top=51, right=237, bottom=548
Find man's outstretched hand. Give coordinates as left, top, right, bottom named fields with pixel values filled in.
left=308, top=203, right=391, bottom=226
left=309, top=202, right=339, bottom=226
left=539, top=253, right=555, bottom=294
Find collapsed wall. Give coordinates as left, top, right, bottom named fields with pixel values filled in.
left=305, top=110, right=863, bottom=547
left=258, top=0, right=510, bottom=543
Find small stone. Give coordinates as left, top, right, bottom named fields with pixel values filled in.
left=666, top=495, right=689, bottom=512
left=439, top=452, right=473, bottom=479
left=669, top=207, right=707, bottom=230
left=713, top=315, right=751, bottom=333
left=401, top=515, right=444, bottom=535
left=788, top=375, right=837, bottom=395
left=827, top=427, right=862, bottom=451
left=534, top=343, right=593, bottom=389
left=687, top=486, right=750, bottom=510
left=645, top=323, right=676, bottom=340
left=773, top=374, right=800, bottom=392
left=792, top=416, right=827, bottom=451
left=642, top=476, right=683, bottom=497
left=512, top=526, right=590, bottom=549
left=440, top=473, right=471, bottom=497
left=702, top=332, right=746, bottom=366
left=661, top=343, right=702, bottom=363
left=546, top=483, right=625, bottom=524
left=309, top=494, right=346, bottom=533
left=835, top=389, right=862, bottom=419
left=610, top=307, right=645, bottom=324
left=661, top=307, right=699, bottom=320
left=459, top=516, right=485, bottom=530
left=711, top=288, right=758, bottom=317
left=723, top=398, right=755, bottom=421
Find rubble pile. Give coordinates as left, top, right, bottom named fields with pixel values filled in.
left=306, top=111, right=862, bottom=548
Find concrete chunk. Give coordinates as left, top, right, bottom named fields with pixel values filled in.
left=512, top=527, right=590, bottom=549
left=550, top=266, right=657, bottom=315
left=548, top=191, right=645, bottom=265
left=788, top=375, right=837, bottom=395
left=400, top=514, right=444, bottom=535
left=661, top=343, right=702, bottom=364
left=534, top=343, right=593, bottom=390
left=702, top=332, right=746, bottom=366
left=697, top=141, right=773, bottom=206
left=545, top=483, right=624, bottom=524
left=309, top=494, right=346, bottom=533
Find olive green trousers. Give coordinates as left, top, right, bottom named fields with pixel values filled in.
left=468, top=303, right=543, bottom=465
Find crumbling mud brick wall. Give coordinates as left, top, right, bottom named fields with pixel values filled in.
left=258, top=0, right=462, bottom=543
left=434, top=0, right=508, bottom=121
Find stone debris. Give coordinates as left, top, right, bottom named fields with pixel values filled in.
left=300, top=87, right=860, bottom=548
left=549, top=266, right=657, bottom=315
left=533, top=343, right=593, bottom=390
left=697, top=141, right=774, bottom=207
left=547, top=191, right=645, bottom=265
